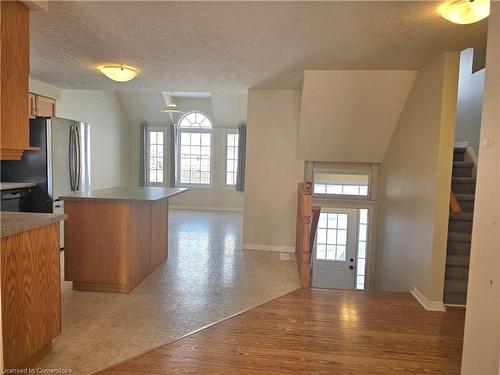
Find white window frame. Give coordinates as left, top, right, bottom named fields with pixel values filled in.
left=223, top=129, right=239, bottom=188
left=176, top=111, right=214, bottom=187
left=311, top=164, right=375, bottom=201
left=146, top=127, right=168, bottom=187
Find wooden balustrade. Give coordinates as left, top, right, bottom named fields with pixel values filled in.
left=450, top=191, right=462, bottom=214
left=296, top=182, right=320, bottom=288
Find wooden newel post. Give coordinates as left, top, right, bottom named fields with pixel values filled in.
left=296, top=182, right=319, bottom=288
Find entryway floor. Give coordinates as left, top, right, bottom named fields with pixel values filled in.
left=35, top=210, right=300, bottom=374
left=99, top=288, right=466, bottom=375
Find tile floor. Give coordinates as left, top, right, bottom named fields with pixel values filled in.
left=35, top=210, right=300, bottom=375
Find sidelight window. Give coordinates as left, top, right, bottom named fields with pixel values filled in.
left=356, top=209, right=369, bottom=289
left=147, top=128, right=167, bottom=186
left=225, top=132, right=239, bottom=186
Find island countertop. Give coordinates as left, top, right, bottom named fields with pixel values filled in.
left=1, top=211, right=67, bottom=238
left=59, top=186, right=188, bottom=203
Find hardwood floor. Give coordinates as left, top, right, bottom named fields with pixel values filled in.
left=98, top=288, right=465, bottom=375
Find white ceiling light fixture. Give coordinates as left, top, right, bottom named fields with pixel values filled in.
left=99, top=65, right=138, bottom=82
left=161, top=102, right=181, bottom=113
left=439, top=0, right=490, bottom=24
left=161, top=92, right=184, bottom=123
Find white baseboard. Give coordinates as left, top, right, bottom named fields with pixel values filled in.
left=170, top=205, right=243, bottom=212
left=444, top=303, right=466, bottom=309
left=242, top=243, right=295, bottom=253
left=410, top=287, right=446, bottom=312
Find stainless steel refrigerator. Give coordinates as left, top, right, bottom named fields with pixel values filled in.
left=1, top=117, right=91, bottom=213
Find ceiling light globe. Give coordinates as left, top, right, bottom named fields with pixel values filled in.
left=439, top=0, right=490, bottom=25
left=99, top=65, right=138, bottom=82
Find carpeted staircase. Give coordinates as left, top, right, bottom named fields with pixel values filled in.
left=444, top=147, right=476, bottom=305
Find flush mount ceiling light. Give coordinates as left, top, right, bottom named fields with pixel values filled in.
left=98, top=65, right=138, bottom=82
left=439, top=0, right=490, bottom=24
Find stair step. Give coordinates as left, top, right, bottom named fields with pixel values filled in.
left=454, top=194, right=475, bottom=213
left=449, top=213, right=473, bottom=221
left=454, top=193, right=475, bottom=201
left=452, top=177, right=476, bottom=194
left=446, top=254, right=470, bottom=266
left=444, top=278, right=468, bottom=293
left=453, top=148, right=467, bottom=162
left=452, top=162, right=474, bottom=177
left=452, top=177, right=476, bottom=183
left=448, top=232, right=472, bottom=242
left=448, top=213, right=473, bottom=232
left=447, top=241, right=471, bottom=254
left=444, top=291, right=467, bottom=305
left=445, top=265, right=469, bottom=279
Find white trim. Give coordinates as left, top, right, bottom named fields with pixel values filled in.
left=170, top=205, right=243, bottom=212
left=466, top=146, right=478, bottom=168
left=242, top=243, right=295, bottom=253
left=454, top=141, right=470, bottom=149
left=410, top=287, right=446, bottom=312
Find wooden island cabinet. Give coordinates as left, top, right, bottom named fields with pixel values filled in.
left=0, top=211, right=66, bottom=369
left=61, top=186, right=187, bottom=293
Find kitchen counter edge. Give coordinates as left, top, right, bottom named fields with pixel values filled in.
left=1, top=211, right=67, bottom=238
left=59, top=187, right=188, bottom=203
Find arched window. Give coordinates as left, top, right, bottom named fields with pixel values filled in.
left=178, top=111, right=212, bottom=129
left=177, top=111, right=213, bottom=185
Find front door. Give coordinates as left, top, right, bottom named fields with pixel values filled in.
left=312, top=208, right=358, bottom=289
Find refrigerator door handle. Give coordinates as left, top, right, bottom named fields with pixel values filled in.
left=69, top=126, right=76, bottom=192
left=75, top=126, right=81, bottom=191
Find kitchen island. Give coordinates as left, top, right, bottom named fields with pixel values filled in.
left=61, top=186, right=187, bottom=293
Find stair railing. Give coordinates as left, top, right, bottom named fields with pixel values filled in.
left=296, top=182, right=321, bottom=288
left=450, top=191, right=462, bottom=214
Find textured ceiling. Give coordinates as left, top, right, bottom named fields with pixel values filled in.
left=30, top=1, right=488, bottom=91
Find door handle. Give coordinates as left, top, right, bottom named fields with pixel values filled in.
left=74, top=126, right=81, bottom=191
left=349, top=258, right=354, bottom=262
left=349, top=265, right=354, bottom=270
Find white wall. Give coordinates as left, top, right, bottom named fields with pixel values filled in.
left=461, top=4, right=500, bottom=374
left=375, top=53, right=459, bottom=304
left=298, top=70, right=416, bottom=162
left=118, top=92, right=246, bottom=210
left=455, top=48, right=485, bottom=155
left=243, top=89, right=303, bottom=251
left=29, top=78, right=61, bottom=100
left=56, top=90, right=131, bottom=190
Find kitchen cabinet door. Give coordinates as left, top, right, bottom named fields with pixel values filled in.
left=0, top=1, right=30, bottom=160
left=36, top=95, right=56, bottom=117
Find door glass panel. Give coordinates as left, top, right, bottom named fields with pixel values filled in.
left=336, top=245, right=346, bottom=261
left=316, top=213, right=348, bottom=261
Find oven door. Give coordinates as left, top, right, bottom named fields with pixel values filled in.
left=0, top=189, right=29, bottom=212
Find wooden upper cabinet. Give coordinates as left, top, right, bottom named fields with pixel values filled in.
left=29, top=93, right=57, bottom=119
left=35, top=94, right=56, bottom=117
left=0, top=1, right=30, bottom=160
